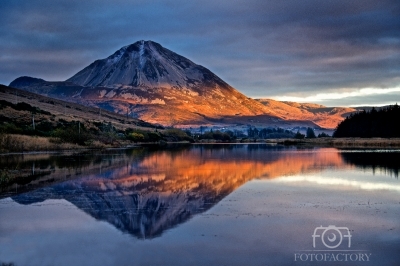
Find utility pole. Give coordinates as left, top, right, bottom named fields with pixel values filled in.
left=32, top=113, right=35, bottom=130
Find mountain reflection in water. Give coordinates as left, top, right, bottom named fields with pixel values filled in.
left=3, top=145, right=399, bottom=239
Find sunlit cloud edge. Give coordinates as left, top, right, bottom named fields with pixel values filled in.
left=268, top=87, right=400, bottom=106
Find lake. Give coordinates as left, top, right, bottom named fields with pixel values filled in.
left=0, top=144, right=399, bottom=266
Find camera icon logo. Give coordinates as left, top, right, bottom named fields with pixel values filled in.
left=312, top=225, right=352, bottom=249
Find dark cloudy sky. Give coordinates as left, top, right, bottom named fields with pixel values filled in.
left=1, top=0, right=399, bottom=106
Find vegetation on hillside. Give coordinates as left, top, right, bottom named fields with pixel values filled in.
left=125, top=128, right=193, bottom=143
left=0, top=100, right=51, bottom=115
left=0, top=99, right=195, bottom=152
left=333, top=104, right=400, bottom=138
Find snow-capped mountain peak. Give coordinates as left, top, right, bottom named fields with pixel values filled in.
left=67, top=40, right=222, bottom=90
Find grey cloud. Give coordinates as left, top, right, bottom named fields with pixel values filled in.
left=0, top=0, right=399, bottom=106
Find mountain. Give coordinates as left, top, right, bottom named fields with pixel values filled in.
left=10, top=40, right=280, bottom=127
left=9, top=40, right=352, bottom=129
left=67, top=40, right=225, bottom=89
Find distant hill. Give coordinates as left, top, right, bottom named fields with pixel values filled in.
left=0, top=84, right=156, bottom=131
left=255, top=99, right=357, bottom=129
left=333, top=104, right=400, bottom=137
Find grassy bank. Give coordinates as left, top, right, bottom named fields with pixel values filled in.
left=0, top=134, right=96, bottom=153
left=3, top=134, right=400, bottom=153
left=0, top=131, right=193, bottom=153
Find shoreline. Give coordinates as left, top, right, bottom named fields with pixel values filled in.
left=2, top=135, right=400, bottom=154
left=268, top=137, right=400, bottom=148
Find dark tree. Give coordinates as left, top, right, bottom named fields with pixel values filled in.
left=294, top=131, right=305, bottom=139
left=333, top=104, right=400, bottom=138
left=306, top=127, right=316, bottom=138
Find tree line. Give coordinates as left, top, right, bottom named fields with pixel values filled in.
left=247, top=127, right=295, bottom=139
left=333, top=104, right=400, bottom=138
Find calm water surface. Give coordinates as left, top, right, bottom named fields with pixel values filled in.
left=0, top=144, right=399, bottom=266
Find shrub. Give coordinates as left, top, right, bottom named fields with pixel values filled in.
left=162, top=129, right=193, bottom=142
left=147, top=132, right=161, bottom=141
left=128, top=132, right=145, bottom=142
left=51, top=123, right=92, bottom=145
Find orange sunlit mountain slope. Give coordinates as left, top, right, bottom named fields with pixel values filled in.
left=256, top=99, right=356, bottom=129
